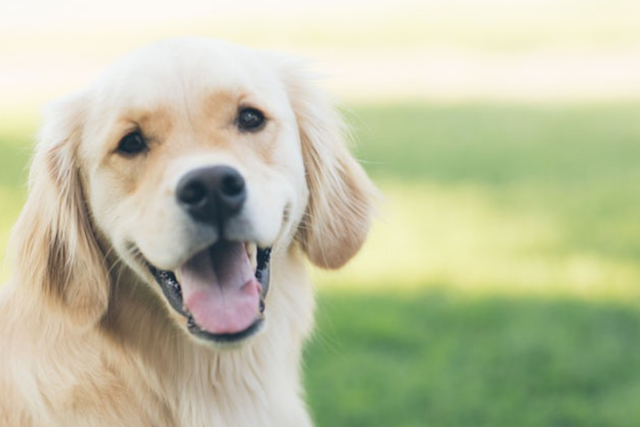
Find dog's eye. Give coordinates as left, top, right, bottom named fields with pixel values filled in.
left=236, top=108, right=265, bottom=132
left=117, top=131, right=148, bottom=156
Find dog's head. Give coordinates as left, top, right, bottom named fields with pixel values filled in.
left=11, top=38, right=375, bottom=346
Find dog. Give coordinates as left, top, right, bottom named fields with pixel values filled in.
left=0, top=38, right=375, bottom=427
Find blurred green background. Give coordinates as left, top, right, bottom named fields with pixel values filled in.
left=2, top=0, right=640, bottom=425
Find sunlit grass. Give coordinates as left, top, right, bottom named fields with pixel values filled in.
left=314, top=180, right=640, bottom=302
left=0, top=187, right=24, bottom=281
left=0, top=126, right=30, bottom=283
left=303, top=101, right=640, bottom=425
left=314, top=102, right=640, bottom=302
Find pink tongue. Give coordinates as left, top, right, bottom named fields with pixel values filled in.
left=178, top=241, right=261, bottom=335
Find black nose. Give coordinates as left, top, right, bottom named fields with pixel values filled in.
left=176, top=166, right=246, bottom=224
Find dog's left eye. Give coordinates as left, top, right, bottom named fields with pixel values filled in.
left=236, top=108, right=266, bottom=132
left=117, top=131, right=148, bottom=156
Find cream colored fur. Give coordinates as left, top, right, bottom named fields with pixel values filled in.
left=0, top=38, right=376, bottom=427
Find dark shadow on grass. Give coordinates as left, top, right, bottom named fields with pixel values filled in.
left=306, top=288, right=640, bottom=427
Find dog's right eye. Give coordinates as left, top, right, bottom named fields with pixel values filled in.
left=117, top=131, right=148, bottom=156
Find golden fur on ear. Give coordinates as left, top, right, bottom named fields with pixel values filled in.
left=9, top=94, right=109, bottom=326
left=283, top=65, right=377, bottom=269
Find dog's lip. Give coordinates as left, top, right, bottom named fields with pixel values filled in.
left=145, top=243, right=272, bottom=343
left=187, top=315, right=265, bottom=343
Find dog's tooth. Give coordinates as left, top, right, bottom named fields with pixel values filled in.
left=246, top=242, right=257, bottom=271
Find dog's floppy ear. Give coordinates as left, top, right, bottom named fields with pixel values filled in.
left=9, top=93, right=109, bottom=327
left=281, top=64, right=377, bottom=269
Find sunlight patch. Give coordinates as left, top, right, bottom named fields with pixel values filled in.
left=313, top=180, right=640, bottom=302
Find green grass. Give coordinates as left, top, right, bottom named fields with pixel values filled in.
left=307, top=290, right=640, bottom=427
left=349, top=103, right=640, bottom=188
left=0, top=130, right=30, bottom=274
left=312, top=103, right=640, bottom=299
left=314, top=102, right=640, bottom=426
left=2, top=102, right=640, bottom=425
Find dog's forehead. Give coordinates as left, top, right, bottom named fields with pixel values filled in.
left=93, top=38, right=287, bottom=110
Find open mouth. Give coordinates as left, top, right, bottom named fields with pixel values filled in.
left=146, top=241, right=272, bottom=344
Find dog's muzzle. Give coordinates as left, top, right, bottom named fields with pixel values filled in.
left=146, top=165, right=272, bottom=344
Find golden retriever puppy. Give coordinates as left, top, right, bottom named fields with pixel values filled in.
left=0, top=38, right=375, bottom=427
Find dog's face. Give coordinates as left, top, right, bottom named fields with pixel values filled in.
left=14, top=39, right=375, bottom=347
left=79, top=41, right=308, bottom=343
